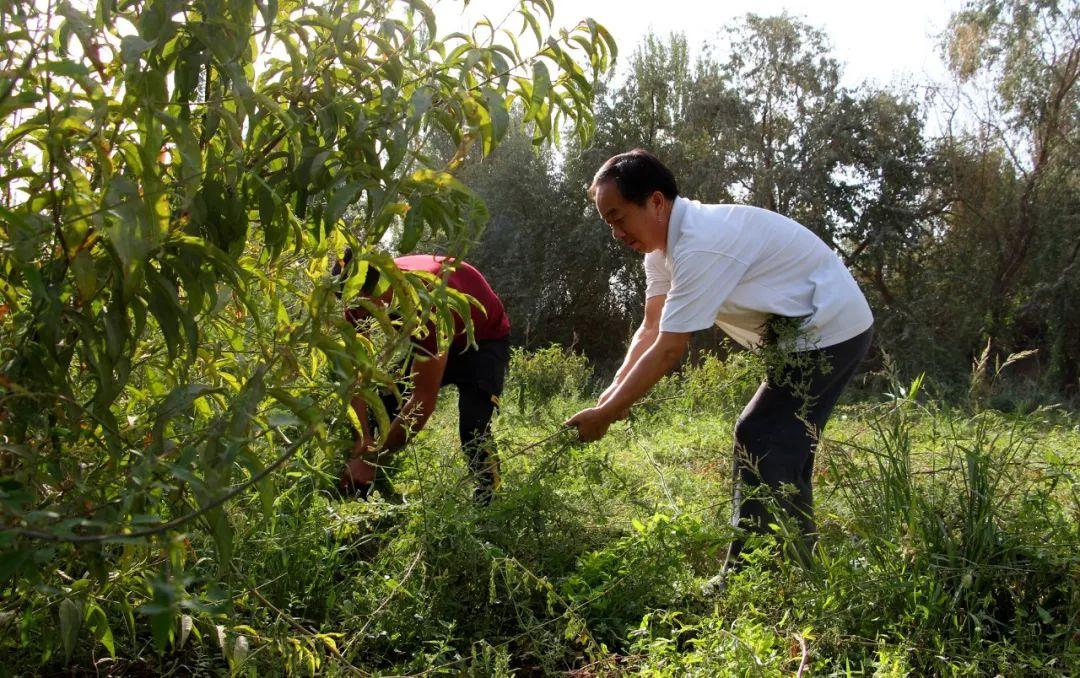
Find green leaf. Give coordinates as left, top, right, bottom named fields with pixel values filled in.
left=235, top=450, right=274, bottom=521
left=120, top=35, right=156, bottom=64
left=59, top=597, right=83, bottom=662
left=399, top=207, right=424, bottom=253
left=87, top=603, right=116, bottom=658
left=0, top=90, right=43, bottom=124
left=529, top=60, right=551, bottom=117
left=174, top=39, right=207, bottom=103
left=207, top=508, right=233, bottom=572
left=408, top=86, right=434, bottom=124
left=484, top=89, right=510, bottom=148
left=268, top=389, right=321, bottom=426
left=43, top=60, right=91, bottom=78
left=71, top=250, right=98, bottom=303
left=407, top=0, right=436, bottom=46
left=256, top=0, right=278, bottom=41
left=152, top=384, right=221, bottom=447
left=324, top=180, right=368, bottom=230
left=148, top=603, right=173, bottom=653
left=519, top=9, right=542, bottom=45
left=144, top=267, right=185, bottom=361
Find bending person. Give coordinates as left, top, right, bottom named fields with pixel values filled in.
left=566, top=149, right=874, bottom=568
left=336, top=252, right=511, bottom=504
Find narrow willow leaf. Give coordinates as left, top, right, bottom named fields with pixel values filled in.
left=59, top=598, right=83, bottom=662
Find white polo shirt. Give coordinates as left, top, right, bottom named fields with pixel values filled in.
left=645, top=197, right=873, bottom=350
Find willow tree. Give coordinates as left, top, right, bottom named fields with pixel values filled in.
left=942, top=0, right=1079, bottom=389
left=0, top=0, right=615, bottom=662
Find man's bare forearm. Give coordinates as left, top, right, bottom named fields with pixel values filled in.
left=381, top=392, right=436, bottom=453
left=566, top=331, right=689, bottom=442
left=600, top=333, right=687, bottom=415
left=614, top=326, right=658, bottom=384
left=603, top=295, right=665, bottom=401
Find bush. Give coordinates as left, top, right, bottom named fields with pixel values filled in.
left=647, top=348, right=763, bottom=416
left=507, top=345, right=594, bottom=412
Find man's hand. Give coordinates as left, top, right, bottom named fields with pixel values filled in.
left=565, top=406, right=616, bottom=442
left=339, top=454, right=377, bottom=494
left=340, top=430, right=377, bottom=495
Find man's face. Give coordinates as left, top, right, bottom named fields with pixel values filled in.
left=593, top=180, right=666, bottom=253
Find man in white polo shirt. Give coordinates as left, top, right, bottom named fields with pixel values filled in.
left=567, top=149, right=874, bottom=568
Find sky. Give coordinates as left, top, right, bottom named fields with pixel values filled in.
left=438, top=0, right=973, bottom=90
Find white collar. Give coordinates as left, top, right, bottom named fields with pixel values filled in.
left=665, top=196, right=689, bottom=256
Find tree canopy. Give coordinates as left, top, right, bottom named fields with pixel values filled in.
left=0, top=0, right=615, bottom=651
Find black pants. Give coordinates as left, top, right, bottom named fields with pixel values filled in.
left=724, top=326, right=873, bottom=568
left=374, top=337, right=509, bottom=502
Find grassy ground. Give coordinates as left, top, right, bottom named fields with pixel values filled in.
left=3, top=351, right=1079, bottom=675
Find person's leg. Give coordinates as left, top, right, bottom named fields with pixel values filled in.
left=445, top=338, right=509, bottom=504
left=457, top=382, right=501, bottom=504
left=724, top=327, right=873, bottom=569
left=793, top=328, right=874, bottom=554
left=724, top=378, right=812, bottom=567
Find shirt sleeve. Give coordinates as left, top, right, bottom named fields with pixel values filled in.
left=659, top=250, right=750, bottom=333
left=643, top=250, right=672, bottom=299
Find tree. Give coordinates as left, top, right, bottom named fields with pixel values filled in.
left=0, top=0, right=615, bottom=657
left=940, top=0, right=1080, bottom=390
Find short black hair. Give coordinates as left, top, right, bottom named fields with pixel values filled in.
left=331, top=246, right=381, bottom=298
left=588, top=149, right=679, bottom=205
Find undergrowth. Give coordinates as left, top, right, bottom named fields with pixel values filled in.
left=2, top=349, right=1078, bottom=675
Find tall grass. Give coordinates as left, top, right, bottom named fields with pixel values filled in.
left=1, top=349, right=1077, bottom=675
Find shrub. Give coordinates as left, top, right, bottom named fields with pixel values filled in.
left=648, top=348, right=763, bottom=416
left=507, top=345, right=594, bottom=412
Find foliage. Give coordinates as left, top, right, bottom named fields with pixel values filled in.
left=1, top=0, right=1079, bottom=671
left=0, top=0, right=617, bottom=664
left=928, top=0, right=1080, bottom=390
left=647, top=348, right=762, bottom=417
left=2, top=341, right=1079, bottom=672
left=506, top=344, right=592, bottom=412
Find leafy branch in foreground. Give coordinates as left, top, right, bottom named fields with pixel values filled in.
left=0, top=0, right=616, bottom=661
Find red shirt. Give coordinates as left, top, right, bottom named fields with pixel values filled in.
left=393, top=255, right=510, bottom=350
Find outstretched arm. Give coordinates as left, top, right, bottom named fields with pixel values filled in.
left=598, top=294, right=666, bottom=414
left=378, top=350, right=448, bottom=454
left=566, top=330, right=690, bottom=442
left=340, top=350, right=448, bottom=492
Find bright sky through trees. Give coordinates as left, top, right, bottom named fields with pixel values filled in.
left=441, top=0, right=970, bottom=88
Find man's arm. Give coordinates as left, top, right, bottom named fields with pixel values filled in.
left=598, top=294, right=666, bottom=408
left=379, top=350, right=448, bottom=454
left=340, top=350, right=448, bottom=491
left=349, top=394, right=376, bottom=451
left=566, top=330, right=690, bottom=442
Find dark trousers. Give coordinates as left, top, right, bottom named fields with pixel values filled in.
left=724, top=326, right=873, bottom=568
left=374, top=337, right=509, bottom=502
left=452, top=382, right=501, bottom=502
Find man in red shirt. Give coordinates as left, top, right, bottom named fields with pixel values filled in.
left=335, top=252, right=511, bottom=503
